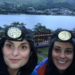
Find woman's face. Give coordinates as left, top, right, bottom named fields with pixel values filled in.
left=2, top=39, right=31, bottom=70
left=52, top=41, right=74, bottom=72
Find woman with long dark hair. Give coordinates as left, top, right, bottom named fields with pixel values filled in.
left=35, top=29, right=75, bottom=75
left=0, top=25, right=38, bottom=75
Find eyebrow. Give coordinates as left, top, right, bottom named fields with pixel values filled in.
left=6, top=40, right=14, bottom=44
left=54, top=46, right=73, bottom=50
left=6, top=40, right=29, bottom=45
left=66, top=48, right=73, bottom=50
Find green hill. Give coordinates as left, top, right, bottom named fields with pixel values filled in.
left=0, top=0, right=75, bottom=13
left=0, top=0, right=75, bottom=5
left=0, top=0, right=44, bottom=5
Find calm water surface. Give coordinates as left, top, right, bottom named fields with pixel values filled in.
left=0, top=14, right=75, bottom=30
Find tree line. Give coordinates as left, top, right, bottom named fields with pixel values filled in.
left=0, top=22, right=59, bottom=38
left=0, top=1, right=75, bottom=14
left=0, top=22, right=75, bottom=38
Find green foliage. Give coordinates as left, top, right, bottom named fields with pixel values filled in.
left=0, top=22, right=53, bottom=37
left=0, top=26, right=4, bottom=37
left=0, top=0, right=75, bottom=14
left=38, top=47, right=49, bottom=56
left=1, top=0, right=75, bottom=5
left=11, top=22, right=26, bottom=26
left=0, top=32, right=4, bottom=37
left=33, top=23, right=52, bottom=33
left=0, top=22, right=26, bottom=38
left=37, top=54, right=44, bottom=62
left=0, top=26, right=3, bottom=30
left=28, top=29, right=34, bottom=34
left=3, top=24, right=10, bottom=30
left=72, top=26, right=75, bottom=31
left=37, top=47, right=49, bottom=62
left=53, top=0, right=67, bottom=3
left=54, top=28, right=62, bottom=32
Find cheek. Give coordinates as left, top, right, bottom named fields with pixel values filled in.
left=21, top=49, right=30, bottom=58
left=67, top=55, right=73, bottom=61
left=2, top=48, right=10, bottom=56
left=67, top=52, right=74, bottom=61
left=52, top=50, right=57, bottom=58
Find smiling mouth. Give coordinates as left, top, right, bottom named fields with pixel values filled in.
left=10, top=59, right=20, bottom=63
left=58, top=61, right=66, bottom=64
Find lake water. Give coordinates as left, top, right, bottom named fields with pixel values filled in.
left=0, top=14, right=75, bottom=31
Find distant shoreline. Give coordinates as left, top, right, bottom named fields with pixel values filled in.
left=0, top=13, right=75, bottom=16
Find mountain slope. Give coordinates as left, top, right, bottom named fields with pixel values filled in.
left=0, top=0, right=75, bottom=10
left=0, top=0, right=75, bottom=4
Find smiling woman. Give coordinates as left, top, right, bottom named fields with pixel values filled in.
left=35, top=29, right=75, bottom=75
left=0, top=25, right=38, bottom=75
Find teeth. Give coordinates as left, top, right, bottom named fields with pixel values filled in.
left=58, top=61, right=66, bottom=64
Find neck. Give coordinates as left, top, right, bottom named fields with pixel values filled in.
left=58, top=70, right=65, bottom=75
left=7, top=67, right=20, bottom=75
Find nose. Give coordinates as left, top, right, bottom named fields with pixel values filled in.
left=59, top=52, right=65, bottom=58
left=12, top=48, right=19, bottom=56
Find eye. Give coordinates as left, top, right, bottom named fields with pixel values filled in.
left=21, top=46, right=26, bottom=49
left=66, top=50, right=73, bottom=54
left=54, top=48, right=60, bottom=52
left=6, top=44, right=12, bottom=48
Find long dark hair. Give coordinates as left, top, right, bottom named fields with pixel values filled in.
left=45, top=30, right=75, bottom=75
left=0, top=25, right=38, bottom=75
left=19, top=40, right=38, bottom=75
left=0, top=37, right=38, bottom=75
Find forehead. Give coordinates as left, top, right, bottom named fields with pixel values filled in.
left=5, top=39, right=29, bottom=45
left=53, top=41, right=73, bottom=48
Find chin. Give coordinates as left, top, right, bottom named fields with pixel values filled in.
left=10, top=67, right=20, bottom=70
left=8, top=65, right=21, bottom=70
left=57, top=67, right=67, bottom=71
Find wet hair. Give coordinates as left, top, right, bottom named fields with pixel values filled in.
left=45, top=29, right=75, bottom=75
left=0, top=25, right=38, bottom=75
